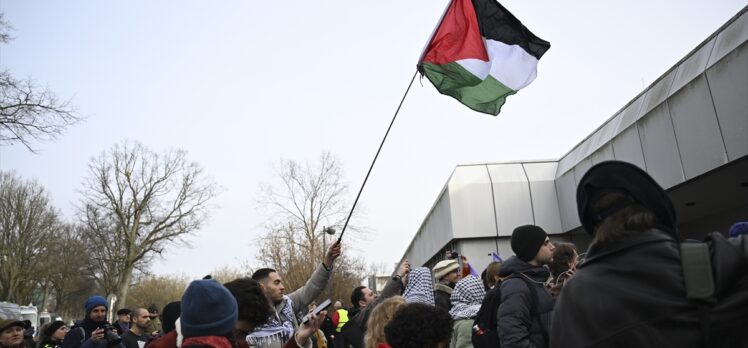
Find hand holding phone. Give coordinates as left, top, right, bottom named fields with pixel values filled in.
left=301, top=299, right=332, bottom=324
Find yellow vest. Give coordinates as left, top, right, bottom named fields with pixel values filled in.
left=335, top=308, right=349, bottom=332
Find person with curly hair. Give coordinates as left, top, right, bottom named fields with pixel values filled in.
left=222, top=278, right=273, bottom=348
left=383, top=303, right=452, bottom=348
left=363, top=296, right=405, bottom=348
left=547, top=242, right=577, bottom=298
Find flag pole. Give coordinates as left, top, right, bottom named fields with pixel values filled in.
left=336, top=70, right=418, bottom=244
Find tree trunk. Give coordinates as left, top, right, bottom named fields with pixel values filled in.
left=40, top=282, right=50, bottom=311
left=114, top=264, right=134, bottom=310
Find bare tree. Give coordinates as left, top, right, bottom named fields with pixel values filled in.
left=79, top=141, right=217, bottom=309
left=127, top=274, right=189, bottom=312
left=256, top=152, right=366, bottom=305
left=0, top=13, right=12, bottom=44
left=0, top=13, right=81, bottom=152
left=258, top=152, right=362, bottom=255
left=41, top=224, right=97, bottom=320
left=0, top=171, right=61, bottom=303
left=208, top=265, right=253, bottom=284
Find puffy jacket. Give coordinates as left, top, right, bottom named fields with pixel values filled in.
left=497, top=257, right=554, bottom=348
left=550, top=231, right=748, bottom=347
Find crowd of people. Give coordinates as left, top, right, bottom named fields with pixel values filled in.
left=1, top=160, right=747, bottom=348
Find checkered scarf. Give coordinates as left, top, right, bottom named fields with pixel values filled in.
left=403, top=267, right=435, bottom=305
left=449, top=276, right=485, bottom=319
left=247, top=295, right=295, bottom=346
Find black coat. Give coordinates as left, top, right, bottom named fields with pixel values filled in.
left=550, top=231, right=748, bottom=348
left=433, top=286, right=453, bottom=312
left=497, top=257, right=554, bottom=348
left=335, top=276, right=404, bottom=348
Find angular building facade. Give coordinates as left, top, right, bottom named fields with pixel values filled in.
left=401, top=7, right=748, bottom=273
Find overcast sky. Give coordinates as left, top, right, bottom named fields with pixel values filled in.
left=2, top=1, right=745, bottom=278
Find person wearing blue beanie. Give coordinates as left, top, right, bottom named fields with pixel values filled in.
left=180, top=279, right=237, bottom=348
left=61, top=295, right=124, bottom=348
left=84, top=296, right=108, bottom=315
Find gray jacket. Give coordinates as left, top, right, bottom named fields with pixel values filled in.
left=255, top=263, right=332, bottom=348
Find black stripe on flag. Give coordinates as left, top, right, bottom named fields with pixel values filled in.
left=471, top=0, right=551, bottom=60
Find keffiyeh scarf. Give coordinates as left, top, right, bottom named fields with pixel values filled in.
left=449, top=275, right=485, bottom=319
left=247, top=295, right=295, bottom=346
left=403, top=267, right=435, bottom=305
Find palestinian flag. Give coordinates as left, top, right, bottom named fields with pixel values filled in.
left=418, top=0, right=551, bottom=115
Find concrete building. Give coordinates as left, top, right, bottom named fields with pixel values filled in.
left=400, top=7, right=748, bottom=273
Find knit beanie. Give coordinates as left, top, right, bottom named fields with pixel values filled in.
left=44, top=321, right=66, bottom=337
left=180, top=279, right=237, bottom=338
left=161, top=301, right=181, bottom=334
left=432, top=259, right=459, bottom=281
left=84, top=295, right=108, bottom=314
left=511, top=225, right=548, bottom=262
left=728, top=222, right=748, bottom=237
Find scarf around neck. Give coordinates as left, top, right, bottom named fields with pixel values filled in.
left=247, top=295, right=295, bottom=346
left=182, top=336, right=232, bottom=348
left=449, top=276, right=485, bottom=319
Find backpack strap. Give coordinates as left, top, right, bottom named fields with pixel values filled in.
left=511, top=274, right=549, bottom=343
left=680, top=242, right=716, bottom=348
left=679, top=242, right=715, bottom=300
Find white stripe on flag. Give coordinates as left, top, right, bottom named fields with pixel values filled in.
left=456, top=39, right=540, bottom=91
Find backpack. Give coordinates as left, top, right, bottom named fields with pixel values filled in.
left=471, top=274, right=545, bottom=348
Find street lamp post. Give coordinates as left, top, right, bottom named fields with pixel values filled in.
left=322, top=226, right=336, bottom=300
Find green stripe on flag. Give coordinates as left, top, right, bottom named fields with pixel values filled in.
left=421, top=62, right=516, bottom=115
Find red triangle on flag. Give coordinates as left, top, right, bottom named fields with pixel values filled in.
left=421, top=0, right=489, bottom=65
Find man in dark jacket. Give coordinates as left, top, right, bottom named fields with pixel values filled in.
left=551, top=160, right=748, bottom=347
left=335, top=261, right=409, bottom=348
left=113, top=309, right=131, bottom=336
left=497, top=225, right=555, bottom=348
left=432, top=259, right=459, bottom=312
left=62, top=296, right=126, bottom=348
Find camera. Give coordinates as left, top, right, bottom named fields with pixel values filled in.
left=99, top=323, right=122, bottom=347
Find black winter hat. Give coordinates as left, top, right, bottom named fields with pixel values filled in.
left=161, top=301, right=181, bottom=334
left=116, top=308, right=131, bottom=316
left=576, top=161, right=676, bottom=236
left=511, top=225, right=548, bottom=262
left=44, top=321, right=66, bottom=337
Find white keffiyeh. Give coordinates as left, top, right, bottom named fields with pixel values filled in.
left=449, top=275, right=485, bottom=319
left=403, top=267, right=435, bottom=305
